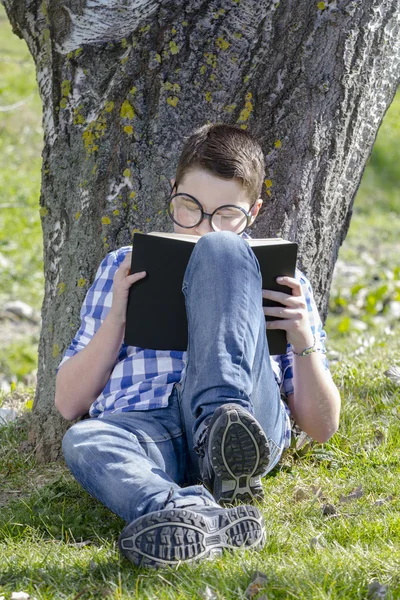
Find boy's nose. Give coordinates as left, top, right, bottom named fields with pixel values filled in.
left=194, top=216, right=214, bottom=236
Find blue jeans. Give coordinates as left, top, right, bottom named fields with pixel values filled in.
left=62, top=232, right=288, bottom=524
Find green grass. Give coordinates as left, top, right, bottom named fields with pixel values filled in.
left=0, top=5, right=400, bottom=598
left=1, top=339, right=399, bottom=598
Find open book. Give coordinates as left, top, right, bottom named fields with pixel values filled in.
left=124, top=232, right=298, bottom=355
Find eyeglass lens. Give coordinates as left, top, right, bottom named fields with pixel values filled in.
left=169, top=195, right=248, bottom=233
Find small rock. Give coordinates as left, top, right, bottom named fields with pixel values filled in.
left=309, top=536, right=324, bottom=549
left=245, top=571, right=268, bottom=599
left=293, top=487, right=309, bottom=501
left=0, top=406, right=18, bottom=424
left=322, top=503, right=337, bottom=516
left=311, top=485, right=324, bottom=499
left=11, top=593, right=30, bottom=600
left=2, top=300, right=40, bottom=324
left=367, top=579, right=389, bottom=599
left=384, top=365, right=400, bottom=385
left=339, top=485, right=363, bottom=503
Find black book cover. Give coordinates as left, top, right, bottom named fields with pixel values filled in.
left=124, top=233, right=298, bottom=355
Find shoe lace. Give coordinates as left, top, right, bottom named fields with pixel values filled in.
left=163, top=486, right=216, bottom=510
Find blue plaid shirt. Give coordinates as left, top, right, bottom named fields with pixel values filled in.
left=57, top=233, right=331, bottom=450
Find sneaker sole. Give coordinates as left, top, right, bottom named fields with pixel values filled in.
left=208, top=405, right=270, bottom=504
left=118, top=505, right=265, bottom=569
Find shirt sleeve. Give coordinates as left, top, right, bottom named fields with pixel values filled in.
left=55, top=249, right=122, bottom=374
left=278, top=269, right=331, bottom=399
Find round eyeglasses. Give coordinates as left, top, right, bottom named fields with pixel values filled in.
left=167, top=192, right=255, bottom=235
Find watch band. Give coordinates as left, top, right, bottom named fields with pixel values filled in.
left=292, top=335, right=317, bottom=356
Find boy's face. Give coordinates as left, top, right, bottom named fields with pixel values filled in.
left=169, top=168, right=263, bottom=237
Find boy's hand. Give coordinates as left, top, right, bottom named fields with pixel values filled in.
left=109, top=252, right=146, bottom=324
left=262, top=276, right=314, bottom=353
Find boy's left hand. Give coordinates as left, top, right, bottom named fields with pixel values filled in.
left=262, top=276, right=314, bottom=353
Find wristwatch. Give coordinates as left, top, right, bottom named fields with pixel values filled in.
left=292, top=335, right=317, bottom=357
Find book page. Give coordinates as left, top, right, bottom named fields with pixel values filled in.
left=148, top=231, right=290, bottom=245
left=148, top=232, right=201, bottom=243
left=246, top=238, right=288, bottom=246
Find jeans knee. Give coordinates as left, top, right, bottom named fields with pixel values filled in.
left=193, top=231, right=250, bottom=265
left=196, top=230, right=239, bottom=250
left=62, top=423, right=85, bottom=467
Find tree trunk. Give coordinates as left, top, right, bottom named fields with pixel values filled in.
left=3, top=0, right=400, bottom=462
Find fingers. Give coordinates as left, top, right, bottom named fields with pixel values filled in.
left=128, top=271, right=146, bottom=282
left=265, top=318, right=289, bottom=330
left=276, top=276, right=303, bottom=296
left=263, top=306, right=303, bottom=319
left=114, top=253, right=145, bottom=283
left=262, top=289, right=306, bottom=309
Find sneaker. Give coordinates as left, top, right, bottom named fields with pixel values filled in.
left=197, top=404, right=270, bottom=504
left=118, top=504, right=265, bottom=568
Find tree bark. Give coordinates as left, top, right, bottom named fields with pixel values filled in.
left=3, top=0, right=400, bottom=462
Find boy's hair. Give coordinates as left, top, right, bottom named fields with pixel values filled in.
left=174, top=123, right=265, bottom=204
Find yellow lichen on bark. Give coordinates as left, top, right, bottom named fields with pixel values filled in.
left=167, top=96, right=179, bottom=106
left=224, top=104, right=237, bottom=113
left=169, top=41, right=179, bottom=54
left=216, top=37, right=230, bottom=51
left=120, top=100, right=135, bottom=120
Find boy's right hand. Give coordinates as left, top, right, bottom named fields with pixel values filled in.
left=109, top=252, right=146, bottom=324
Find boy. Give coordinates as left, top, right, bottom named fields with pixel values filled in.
left=56, top=123, right=341, bottom=569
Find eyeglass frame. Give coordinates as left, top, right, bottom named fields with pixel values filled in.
left=167, top=183, right=258, bottom=234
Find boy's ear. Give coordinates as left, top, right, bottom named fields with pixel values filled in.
left=170, top=178, right=176, bottom=193
left=250, top=199, right=263, bottom=223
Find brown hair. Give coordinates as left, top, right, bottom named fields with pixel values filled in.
left=174, top=123, right=265, bottom=204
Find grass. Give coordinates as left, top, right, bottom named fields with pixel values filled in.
left=0, top=339, right=399, bottom=598
left=0, top=4, right=400, bottom=599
